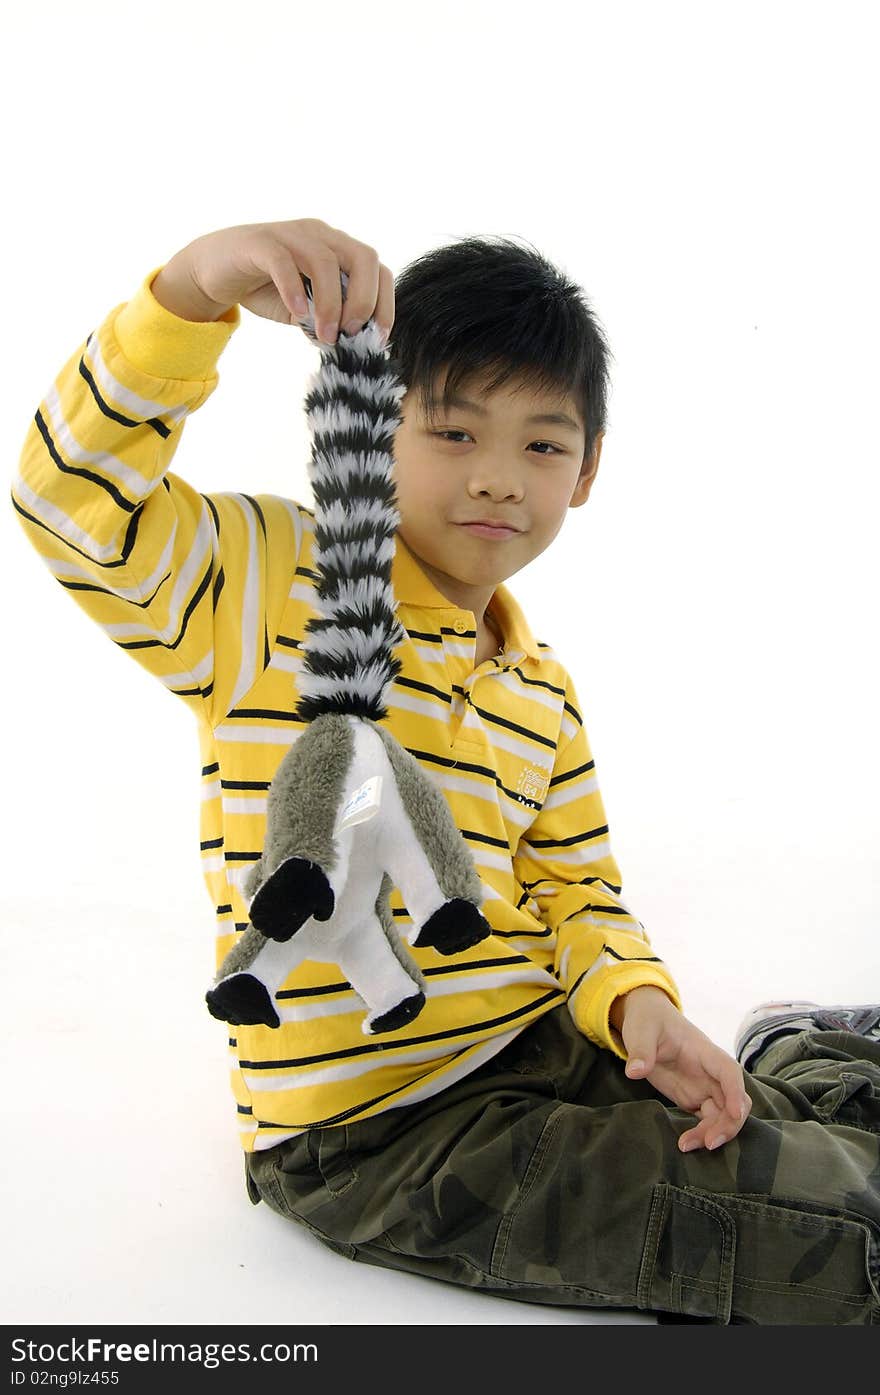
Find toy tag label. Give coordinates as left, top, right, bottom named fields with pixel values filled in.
left=336, top=775, right=382, bottom=833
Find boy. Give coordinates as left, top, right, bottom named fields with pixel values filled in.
left=12, top=217, right=880, bottom=1324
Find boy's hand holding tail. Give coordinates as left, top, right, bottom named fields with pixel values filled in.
left=151, top=217, right=395, bottom=346
left=612, top=985, right=753, bottom=1152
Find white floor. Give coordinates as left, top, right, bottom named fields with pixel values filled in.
left=4, top=801, right=877, bottom=1327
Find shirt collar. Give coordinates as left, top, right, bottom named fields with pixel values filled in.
left=391, top=533, right=541, bottom=661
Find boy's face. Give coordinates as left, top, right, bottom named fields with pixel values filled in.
left=391, top=367, right=602, bottom=618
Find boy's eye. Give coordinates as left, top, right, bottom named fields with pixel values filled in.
left=433, top=430, right=562, bottom=455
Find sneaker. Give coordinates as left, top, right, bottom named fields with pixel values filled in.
left=734, top=1000, right=880, bottom=1072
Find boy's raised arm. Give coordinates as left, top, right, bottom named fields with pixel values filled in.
left=10, top=268, right=276, bottom=726
left=11, top=220, right=394, bottom=725
left=513, top=670, right=682, bottom=1058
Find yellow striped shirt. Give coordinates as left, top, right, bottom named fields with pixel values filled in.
left=12, top=266, right=682, bottom=1151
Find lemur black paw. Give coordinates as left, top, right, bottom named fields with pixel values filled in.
left=206, top=974, right=280, bottom=1028
left=412, top=898, right=491, bottom=955
left=249, top=857, right=335, bottom=941
left=367, top=991, right=426, bottom=1034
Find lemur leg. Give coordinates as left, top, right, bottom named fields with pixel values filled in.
left=249, top=828, right=352, bottom=942
left=209, top=859, right=425, bottom=1032
left=206, top=933, right=311, bottom=1029
left=248, top=714, right=356, bottom=940
left=372, top=739, right=491, bottom=956
left=339, top=912, right=425, bottom=1035
left=249, top=713, right=413, bottom=943
left=249, top=858, right=333, bottom=939
left=320, top=783, right=425, bottom=1034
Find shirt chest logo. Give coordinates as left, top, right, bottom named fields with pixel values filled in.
left=516, top=763, right=550, bottom=808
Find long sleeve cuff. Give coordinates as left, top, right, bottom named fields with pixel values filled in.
left=567, top=956, right=683, bottom=1060
left=114, top=266, right=241, bottom=381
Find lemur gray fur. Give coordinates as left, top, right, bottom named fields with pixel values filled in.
left=205, top=271, right=491, bottom=1035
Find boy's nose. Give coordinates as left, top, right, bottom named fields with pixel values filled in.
left=468, top=469, right=525, bottom=500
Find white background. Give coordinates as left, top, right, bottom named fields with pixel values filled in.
left=2, top=0, right=878, bottom=1328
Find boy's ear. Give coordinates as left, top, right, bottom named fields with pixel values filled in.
left=569, top=432, right=604, bottom=508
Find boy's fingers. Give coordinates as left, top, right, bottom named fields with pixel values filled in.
left=300, top=250, right=344, bottom=342
left=718, top=1056, right=751, bottom=1128
left=678, top=1119, right=711, bottom=1152
left=682, top=1117, right=735, bottom=1153
left=314, top=227, right=387, bottom=341
left=624, top=1046, right=656, bottom=1078
left=264, top=248, right=311, bottom=322
left=291, top=226, right=392, bottom=342
left=708, top=1080, right=726, bottom=1114
left=336, top=245, right=381, bottom=336
left=375, top=262, right=396, bottom=337
left=698, top=1053, right=750, bottom=1145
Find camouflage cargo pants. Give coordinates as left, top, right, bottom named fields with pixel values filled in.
left=245, top=1004, right=880, bottom=1324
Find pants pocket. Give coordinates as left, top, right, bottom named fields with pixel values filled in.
left=768, top=1035, right=880, bottom=1127
left=247, top=1138, right=358, bottom=1261
left=638, top=1182, right=880, bottom=1324
left=638, top=1183, right=735, bottom=1322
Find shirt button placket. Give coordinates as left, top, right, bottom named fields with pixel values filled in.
left=446, top=616, right=472, bottom=741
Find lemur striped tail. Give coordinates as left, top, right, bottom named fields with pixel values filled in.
left=294, top=271, right=408, bottom=724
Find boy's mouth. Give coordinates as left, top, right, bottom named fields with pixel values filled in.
left=456, top=521, right=521, bottom=539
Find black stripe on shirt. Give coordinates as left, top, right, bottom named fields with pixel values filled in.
left=237, top=987, right=564, bottom=1071
left=116, top=559, right=212, bottom=652
left=227, top=706, right=301, bottom=721
left=561, top=903, right=632, bottom=920
left=57, top=570, right=171, bottom=608
left=275, top=954, right=532, bottom=1000
left=604, top=946, right=659, bottom=963
left=549, top=760, right=596, bottom=787
left=79, top=344, right=172, bottom=439
left=465, top=699, right=556, bottom=749
left=212, top=564, right=226, bottom=612
left=511, top=671, right=566, bottom=697
left=527, top=824, right=609, bottom=850
left=241, top=494, right=268, bottom=542
left=240, top=495, right=271, bottom=669
left=396, top=675, right=453, bottom=705
left=172, top=679, right=213, bottom=700
left=34, top=408, right=140, bottom=512
left=400, top=745, right=545, bottom=807
left=521, top=873, right=623, bottom=897
left=11, top=492, right=129, bottom=570
left=489, top=924, right=554, bottom=939
left=458, top=828, right=512, bottom=850
left=567, top=949, right=663, bottom=1000
left=254, top=1050, right=477, bottom=1130
left=269, top=1034, right=524, bottom=1128
left=202, top=494, right=222, bottom=539
left=12, top=479, right=159, bottom=577
left=118, top=502, right=148, bottom=564
left=406, top=745, right=493, bottom=777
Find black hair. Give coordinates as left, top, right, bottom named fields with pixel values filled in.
left=385, top=234, right=612, bottom=461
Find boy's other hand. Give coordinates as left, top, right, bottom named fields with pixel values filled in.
left=151, top=218, right=395, bottom=345
left=614, top=985, right=753, bottom=1152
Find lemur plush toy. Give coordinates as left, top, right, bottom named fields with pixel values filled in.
left=205, top=272, right=491, bottom=1036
